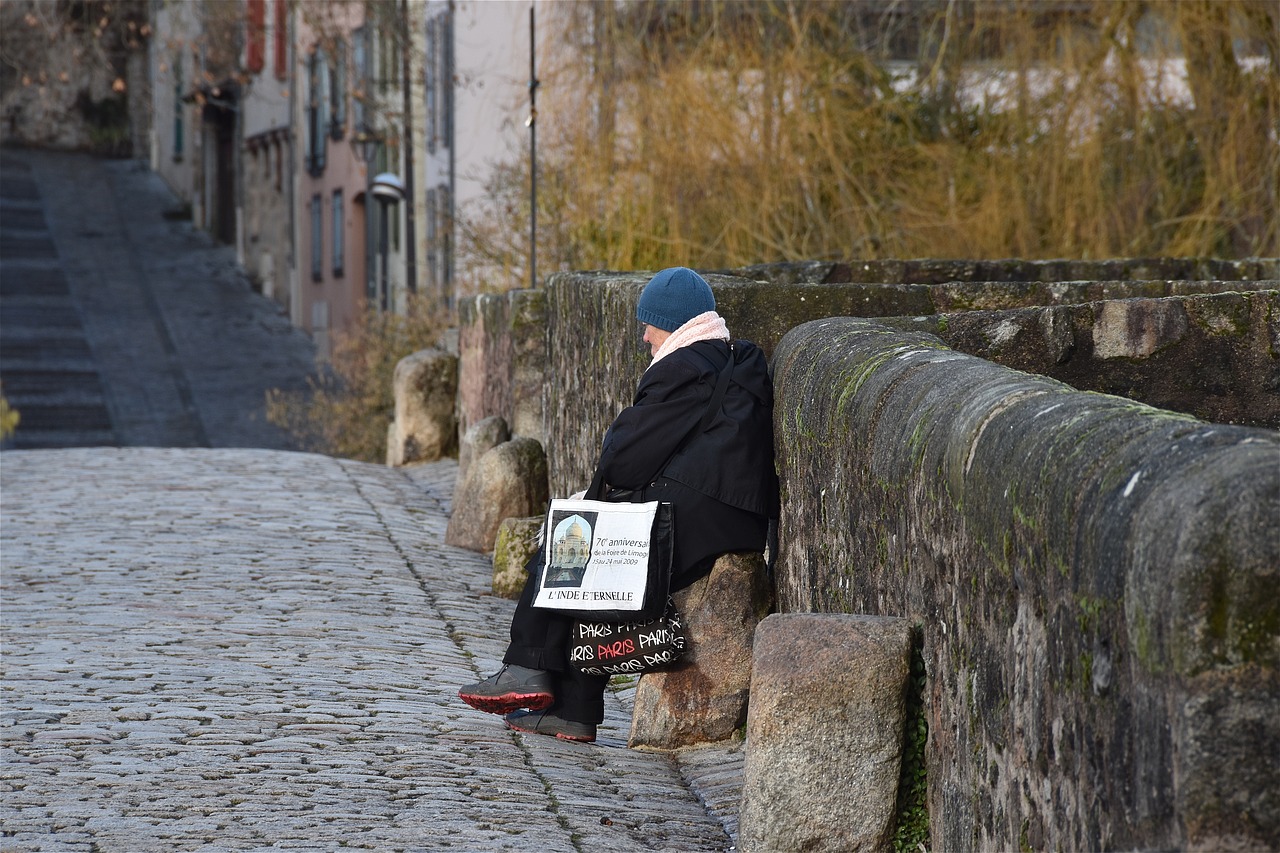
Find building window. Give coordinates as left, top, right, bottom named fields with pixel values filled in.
left=273, top=0, right=288, bottom=80
left=246, top=0, right=265, bottom=73
left=427, top=17, right=437, bottom=154
left=425, top=11, right=453, bottom=155
left=438, top=183, right=452, bottom=292
left=440, top=9, right=453, bottom=150
left=310, top=194, right=323, bottom=282
left=331, top=189, right=344, bottom=277
left=425, top=186, right=437, bottom=290
left=306, top=48, right=329, bottom=175
left=377, top=29, right=390, bottom=95
left=425, top=184, right=450, bottom=298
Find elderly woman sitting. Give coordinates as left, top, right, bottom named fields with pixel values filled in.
left=459, top=267, right=777, bottom=743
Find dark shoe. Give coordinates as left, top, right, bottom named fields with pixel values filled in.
left=458, top=665, right=554, bottom=715
left=504, top=709, right=597, bottom=743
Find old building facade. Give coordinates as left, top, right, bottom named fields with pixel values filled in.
left=292, top=2, right=372, bottom=357
left=239, top=0, right=293, bottom=312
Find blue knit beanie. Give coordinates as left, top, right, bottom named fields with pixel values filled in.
left=636, top=267, right=716, bottom=332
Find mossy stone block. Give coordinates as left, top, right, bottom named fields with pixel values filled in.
left=492, top=516, right=542, bottom=599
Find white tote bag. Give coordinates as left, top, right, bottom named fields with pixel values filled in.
left=531, top=497, right=673, bottom=622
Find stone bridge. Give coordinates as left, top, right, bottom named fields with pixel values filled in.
left=3, top=148, right=1277, bottom=850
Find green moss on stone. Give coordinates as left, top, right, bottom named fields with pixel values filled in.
left=1077, top=595, right=1107, bottom=633
left=1131, top=608, right=1161, bottom=673
left=892, top=636, right=931, bottom=853
left=491, top=517, right=542, bottom=600
left=1176, top=543, right=1280, bottom=672
left=1012, top=503, right=1039, bottom=533
left=835, top=353, right=894, bottom=416
left=1189, top=293, right=1251, bottom=338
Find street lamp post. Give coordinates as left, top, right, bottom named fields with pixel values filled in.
left=371, top=171, right=405, bottom=313
left=528, top=4, right=538, bottom=290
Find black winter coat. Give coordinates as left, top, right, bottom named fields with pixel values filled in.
left=596, top=339, right=778, bottom=591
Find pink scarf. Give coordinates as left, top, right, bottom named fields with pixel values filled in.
left=650, top=311, right=731, bottom=366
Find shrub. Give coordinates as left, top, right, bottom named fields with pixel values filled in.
left=0, top=385, right=19, bottom=441
left=267, top=295, right=450, bottom=462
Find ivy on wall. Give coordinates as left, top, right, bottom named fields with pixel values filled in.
left=893, top=630, right=930, bottom=852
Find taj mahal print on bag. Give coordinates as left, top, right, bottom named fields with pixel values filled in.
left=545, top=510, right=598, bottom=588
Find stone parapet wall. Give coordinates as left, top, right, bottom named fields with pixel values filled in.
left=453, top=263, right=1279, bottom=847
left=539, top=266, right=1277, bottom=495
left=770, top=318, right=1279, bottom=852
left=540, top=269, right=838, bottom=494
left=726, top=257, right=1280, bottom=285
left=883, top=289, right=1280, bottom=429
left=710, top=278, right=1276, bottom=358
left=456, top=288, right=547, bottom=445
left=544, top=272, right=653, bottom=495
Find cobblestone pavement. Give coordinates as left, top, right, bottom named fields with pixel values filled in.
left=1, top=449, right=744, bottom=852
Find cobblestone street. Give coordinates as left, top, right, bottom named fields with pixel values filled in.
left=1, top=151, right=743, bottom=851
left=1, top=449, right=742, bottom=851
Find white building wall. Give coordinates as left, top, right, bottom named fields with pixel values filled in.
left=148, top=0, right=200, bottom=208
left=240, top=0, right=294, bottom=310
left=422, top=0, right=571, bottom=301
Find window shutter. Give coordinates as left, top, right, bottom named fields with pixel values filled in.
left=246, top=0, right=265, bottom=73
left=273, top=0, right=288, bottom=80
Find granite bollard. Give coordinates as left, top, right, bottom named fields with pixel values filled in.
left=492, top=515, right=543, bottom=599
left=386, top=348, right=458, bottom=467
left=628, top=552, right=772, bottom=749
left=738, top=613, right=914, bottom=853
left=445, top=438, right=549, bottom=553
left=457, top=415, right=510, bottom=485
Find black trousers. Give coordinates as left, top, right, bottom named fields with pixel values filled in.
left=503, top=553, right=610, bottom=725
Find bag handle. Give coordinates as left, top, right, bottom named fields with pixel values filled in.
left=698, top=341, right=736, bottom=434
left=586, top=341, right=736, bottom=501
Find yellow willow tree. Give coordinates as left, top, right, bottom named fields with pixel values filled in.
left=461, top=0, right=1278, bottom=282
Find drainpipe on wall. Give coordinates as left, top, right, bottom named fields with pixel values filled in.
left=287, top=1, right=301, bottom=329
left=401, top=0, right=417, bottom=301
left=528, top=3, right=538, bottom=291
left=446, top=0, right=456, bottom=309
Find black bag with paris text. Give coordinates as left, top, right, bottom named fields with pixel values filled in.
left=568, top=597, right=688, bottom=676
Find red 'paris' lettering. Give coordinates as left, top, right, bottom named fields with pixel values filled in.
left=597, top=639, right=635, bottom=660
